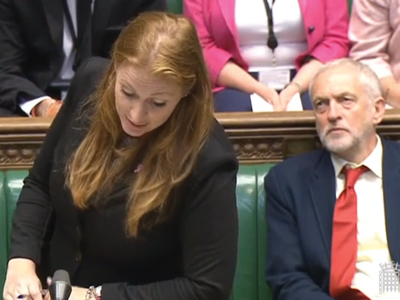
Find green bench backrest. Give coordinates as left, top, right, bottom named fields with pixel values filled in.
left=4, top=171, right=28, bottom=249
left=168, top=0, right=182, bottom=14
left=0, top=166, right=274, bottom=300
left=232, top=165, right=274, bottom=300
left=348, top=0, right=353, bottom=13
left=256, top=165, right=274, bottom=299
left=234, top=165, right=259, bottom=299
left=0, top=171, right=29, bottom=297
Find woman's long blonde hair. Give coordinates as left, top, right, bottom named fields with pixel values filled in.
left=66, top=12, right=214, bottom=236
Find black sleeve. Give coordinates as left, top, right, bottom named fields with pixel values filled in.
left=0, top=0, right=46, bottom=112
left=8, top=58, right=98, bottom=264
left=102, top=156, right=239, bottom=300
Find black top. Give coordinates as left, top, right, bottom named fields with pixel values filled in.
left=9, top=57, right=239, bottom=300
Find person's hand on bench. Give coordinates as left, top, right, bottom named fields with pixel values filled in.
left=31, top=98, right=62, bottom=117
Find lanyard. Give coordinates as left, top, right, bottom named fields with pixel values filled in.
left=262, top=0, right=278, bottom=62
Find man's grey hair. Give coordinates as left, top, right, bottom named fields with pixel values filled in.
left=309, top=58, right=383, bottom=102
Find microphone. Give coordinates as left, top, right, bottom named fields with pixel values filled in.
left=48, top=270, right=72, bottom=300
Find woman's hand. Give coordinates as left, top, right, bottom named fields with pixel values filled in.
left=43, top=286, right=87, bottom=300
left=3, top=258, right=43, bottom=300
left=32, top=98, right=62, bottom=117
left=279, top=83, right=301, bottom=111
left=254, top=82, right=282, bottom=111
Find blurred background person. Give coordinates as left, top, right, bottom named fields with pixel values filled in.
left=184, top=0, right=350, bottom=112
left=349, top=0, right=400, bottom=108
left=0, top=0, right=166, bottom=117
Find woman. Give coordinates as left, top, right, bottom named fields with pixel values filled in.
left=183, top=0, right=350, bottom=112
left=349, top=0, right=400, bottom=108
left=3, top=12, right=239, bottom=300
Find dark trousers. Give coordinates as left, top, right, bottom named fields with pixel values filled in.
left=214, top=88, right=313, bottom=112
left=213, top=68, right=313, bottom=112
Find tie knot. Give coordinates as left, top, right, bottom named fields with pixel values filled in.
left=341, top=165, right=369, bottom=189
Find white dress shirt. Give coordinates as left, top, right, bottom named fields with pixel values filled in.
left=330, top=136, right=400, bottom=299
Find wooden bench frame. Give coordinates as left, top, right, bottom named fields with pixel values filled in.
left=1, top=110, right=400, bottom=169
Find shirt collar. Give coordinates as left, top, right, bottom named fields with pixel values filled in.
left=330, top=135, right=383, bottom=179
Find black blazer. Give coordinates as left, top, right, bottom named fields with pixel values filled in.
left=9, top=57, right=239, bottom=300
left=0, top=0, right=166, bottom=116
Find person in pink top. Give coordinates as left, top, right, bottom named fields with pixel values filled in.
left=183, top=0, right=350, bottom=112
left=349, top=0, right=400, bottom=108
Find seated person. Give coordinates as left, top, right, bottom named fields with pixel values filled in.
left=349, top=0, right=400, bottom=108
left=0, top=0, right=166, bottom=117
left=2, top=12, right=239, bottom=300
left=183, top=0, right=350, bottom=112
left=264, top=58, right=400, bottom=300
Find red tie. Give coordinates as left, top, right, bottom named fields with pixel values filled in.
left=330, top=165, right=371, bottom=300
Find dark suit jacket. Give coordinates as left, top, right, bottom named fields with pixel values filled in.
left=0, top=0, right=166, bottom=116
left=264, top=140, right=400, bottom=300
left=9, top=57, right=239, bottom=300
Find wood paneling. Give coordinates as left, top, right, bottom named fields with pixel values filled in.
left=1, top=110, right=400, bottom=169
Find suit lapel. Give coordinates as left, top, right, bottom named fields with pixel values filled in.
left=309, top=150, right=336, bottom=263
left=91, top=0, right=115, bottom=54
left=42, top=0, right=63, bottom=48
left=382, top=139, right=400, bottom=265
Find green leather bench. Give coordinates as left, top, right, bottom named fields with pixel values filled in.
left=233, top=165, right=274, bottom=300
left=167, top=0, right=182, bottom=14
left=0, top=165, right=274, bottom=300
